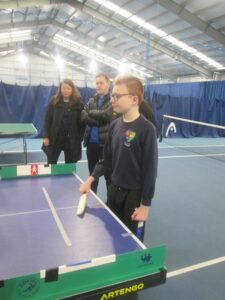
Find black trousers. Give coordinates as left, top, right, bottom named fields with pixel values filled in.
left=107, top=183, right=145, bottom=241
left=86, top=143, right=110, bottom=193
left=48, top=136, right=73, bottom=164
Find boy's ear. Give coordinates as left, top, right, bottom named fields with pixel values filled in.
left=133, top=95, right=139, bottom=105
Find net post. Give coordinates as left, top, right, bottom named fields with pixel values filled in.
left=159, top=115, right=165, bottom=142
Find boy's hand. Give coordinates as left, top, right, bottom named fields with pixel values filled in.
left=43, top=138, right=50, bottom=146
left=131, top=204, right=149, bottom=221
left=79, top=176, right=95, bottom=194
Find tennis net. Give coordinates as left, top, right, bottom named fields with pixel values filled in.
left=159, top=114, right=225, bottom=163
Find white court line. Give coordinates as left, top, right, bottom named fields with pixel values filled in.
left=167, top=255, right=225, bottom=278
left=0, top=206, right=76, bottom=218
left=42, top=187, right=72, bottom=247
left=1, top=153, right=224, bottom=166
left=159, top=144, right=225, bottom=149
left=77, top=153, right=225, bottom=163
left=159, top=153, right=225, bottom=159
left=0, top=149, right=87, bottom=154
left=1, top=144, right=224, bottom=154
left=0, top=150, right=42, bottom=154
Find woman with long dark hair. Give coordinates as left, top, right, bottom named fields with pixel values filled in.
left=42, top=79, right=84, bottom=164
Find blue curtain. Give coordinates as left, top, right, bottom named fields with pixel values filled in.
left=0, top=81, right=225, bottom=138
left=144, top=81, right=225, bottom=137
left=0, top=82, right=95, bottom=137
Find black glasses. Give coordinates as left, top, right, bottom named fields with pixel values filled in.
left=110, top=93, right=133, bottom=101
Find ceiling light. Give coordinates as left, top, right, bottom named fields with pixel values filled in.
left=97, top=44, right=103, bottom=49
left=0, top=30, right=32, bottom=39
left=65, top=30, right=72, bottom=36
left=98, top=36, right=105, bottom=42
left=53, top=34, right=152, bottom=78
left=104, top=1, right=119, bottom=11
left=118, top=63, right=127, bottom=74
left=0, top=49, right=15, bottom=56
left=142, top=23, right=166, bottom=37
left=117, top=8, right=132, bottom=19
left=93, top=0, right=105, bottom=4
left=39, top=50, right=93, bottom=74
left=2, top=9, right=12, bottom=14
left=40, top=51, right=50, bottom=57
left=164, top=36, right=196, bottom=53
left=129, top=15, right=145, bottom=26
left=17, top=52, right=28, bottom=65
left=90, top=60, right=97, bottom=73
left=91, top=0, right=224, bottom=70
left=54, top=55, right=64, bottom=69
left=192, top=52, right=224, bottom=69
left=0, top=29, right=32, bottom=44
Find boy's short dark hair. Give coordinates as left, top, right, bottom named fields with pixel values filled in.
left=95, top=73, right=110, bottom=82
left=113, top=75, right=144, bottom=104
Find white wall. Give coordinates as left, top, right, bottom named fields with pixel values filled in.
left=1, top=52, right=224, bottom=87
left=0, top=53, right=96, bottom=87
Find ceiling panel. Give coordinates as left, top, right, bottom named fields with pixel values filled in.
left=0, top=0, right=224, bottom=81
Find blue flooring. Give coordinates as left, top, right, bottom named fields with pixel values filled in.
left=1, top=138, right=225, bottom=299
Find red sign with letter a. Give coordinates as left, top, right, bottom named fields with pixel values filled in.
left=30, top=164, right=38, bottom=176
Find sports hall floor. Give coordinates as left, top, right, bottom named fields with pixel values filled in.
left=1, top=137, right=225, bottom=300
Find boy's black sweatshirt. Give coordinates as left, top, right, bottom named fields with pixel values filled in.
left=92, top=115, right=158, bottom=206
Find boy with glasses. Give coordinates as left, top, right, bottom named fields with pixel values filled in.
left=80, top=75, right=158, bottom=241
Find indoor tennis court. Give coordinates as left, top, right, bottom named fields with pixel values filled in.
left=1, top=1, right=225, bottom=299
left=1, top=133, right=225, bottom=299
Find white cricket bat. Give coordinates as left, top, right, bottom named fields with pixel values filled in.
left=76, top=193, right=87, bottom=215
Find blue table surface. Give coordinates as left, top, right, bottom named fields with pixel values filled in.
left=0, top=175, right=143, bottom=281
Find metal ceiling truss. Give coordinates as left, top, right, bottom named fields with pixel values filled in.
left=153, top=0, right=225, bottom=47
left=72, top=1, right=213, bottom=78
left=0, top=0, right=217, bottom=78
left=0, top=15, right=175, bottom=79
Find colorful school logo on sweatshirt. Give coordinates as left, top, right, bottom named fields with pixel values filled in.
left=124, top=130, right=136, bottom=147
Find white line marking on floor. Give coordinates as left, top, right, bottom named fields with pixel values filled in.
left=1, top=144, right=224, bottom=154
left=159, top=144, right=225, bottom=149
left=159, top=153, right=225, bottom=159
left=167, top=255, right=225, bottom=278
left=0, top=150, right=43, bottom=154
left=42, top=187, right=72, bottom=247
left=0, top=206, right=76, bottom=218
left=77, top=153, right=225, bottom=163
left=1, top=152, right=224, bottom=166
